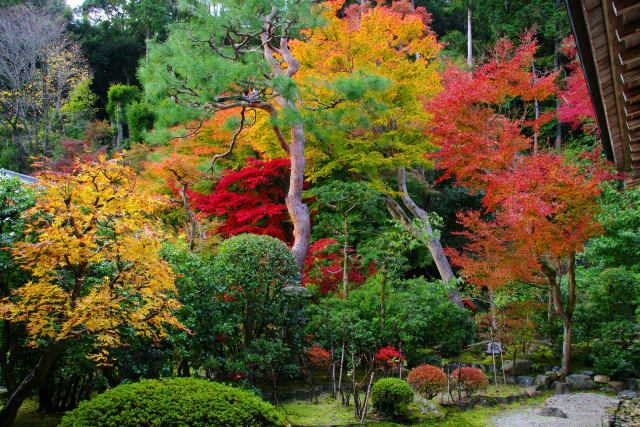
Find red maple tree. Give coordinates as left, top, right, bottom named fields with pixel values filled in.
left=302, top=238, right=373, bottom=295
left=190, top=158, right=293, bottom=243
left=557, top=36, right=597, bottom=133
left=429, top=34, right=616, bottom=375
left=428, top=33, right=557, bottom=190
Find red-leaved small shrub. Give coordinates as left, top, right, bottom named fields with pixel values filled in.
left=305, top=345, right=331, bottom=370
left=375, top=346, right=405, bottom=369
left=451, top=367, right=488, bottom=396
left=407, top=364, right=447, bottom=399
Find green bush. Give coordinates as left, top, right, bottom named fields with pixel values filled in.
left=592, top=344, right=634, bottom=378
left=127, top=101, right=155, bottom=142
left=59, top=378, right=285, bottom=427
left=370, top=377, right=414, bottom=418
left=214, top=234, right=300, bottom=289
left=212, top=234, right=306, bottom=381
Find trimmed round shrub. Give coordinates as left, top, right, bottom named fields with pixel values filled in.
left=370, top=377, right=414, bottom=418
left=59, top=378, right=285, bottom=427
left=407, top=364, right=447, bottom=399
left=213, top=233, right=300, bottom=290
left=451, top=367, right=488, bottom=396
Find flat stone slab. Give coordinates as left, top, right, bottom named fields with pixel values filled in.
left=539, top=407, right=568, bottom=418
left=618, top=390, right=638, bottom=399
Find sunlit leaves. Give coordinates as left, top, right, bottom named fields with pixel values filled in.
left=288, top=0, right=443, bottom=189
left=1, top=155, right=182, bottom=360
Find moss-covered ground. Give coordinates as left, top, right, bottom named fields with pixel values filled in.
left=10, top=398, right=63, bottom=427
left=277, top=389, right=551, bottom=426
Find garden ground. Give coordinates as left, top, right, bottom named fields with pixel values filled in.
left=9, top=386, right=620, bottom=426
left=275, top=388, right=619, bottom=426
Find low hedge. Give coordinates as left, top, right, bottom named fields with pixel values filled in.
left=59, top=378, right=284, bottom=427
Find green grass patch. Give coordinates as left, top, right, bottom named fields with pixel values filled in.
left=13, top=398, right=63, bottom=427
left=277, top=394, right=358, bottom=425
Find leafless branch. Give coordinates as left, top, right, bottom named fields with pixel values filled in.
left=206, top=106, right=247, bottom=173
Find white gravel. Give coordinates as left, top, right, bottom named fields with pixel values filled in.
left=491, top=393, right=619, bottom=427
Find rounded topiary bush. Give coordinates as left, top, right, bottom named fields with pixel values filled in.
left=370, top=377, right=414, bottom=418
left=214, top=233, right=300, bottom=290
left=451, top=367, right=488, bottom=396
left=59, top=378, right=285, bottom=427
left=407, top=364, right=447, bottom=399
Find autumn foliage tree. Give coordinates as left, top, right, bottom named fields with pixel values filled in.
left=191, top=158, right=293, bottom=243
left=0, top=155, right=182, bottom=425
left=142, top=0, right=323, bottom=271
left=291, top=0, right=464, bottom=305
left=428, top=32, right=558, bottom=190
left=302, top=239, right=372, bottom=296
left=430, top=35, right=612, bottom=375
left=557, top=35, right=597, bottom=134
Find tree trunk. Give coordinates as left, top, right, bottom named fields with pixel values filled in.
left=0, top=341, right=65, bottom=427
left=286, top=123, right=311, bottom=272
left=532, top=60, right=539, bottom=152
left=360, top=371, right=375, bottom=423
left=545, top=254, right=576, bottom=376
left=489, top=327, right=498, bottom=387
left=342, top=220, right=349, bottom=298
left=393, top=167, right=463, bottom=307
left=351, top=352, right=359, bottom=418
left=331, top=343, right=336, bottom=398
left=398, top=342, right=403, bottom=379
left=380, top=269, right=386, bottom=330
left=467, top=4, right=473, bottom=67
left=115, top=101, right=123, bottom=148
left=338, top=341, right=345, bottom=403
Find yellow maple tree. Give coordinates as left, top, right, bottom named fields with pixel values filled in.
left=2, top=154, right=182, bottom=356
left=286, top=0, right=443, bottom=189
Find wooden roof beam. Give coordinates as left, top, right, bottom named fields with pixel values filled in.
left=627, top=117, right=640, bottom=131
left=620, top=67, right=640, bottom=84
left=613, top=0, right=640, bottom=16
left=625, top=102, right=640, bottom=117
left=617, top=21, right=640, bottom=42
left=623, top=86, right=640, bottom=102
left=619, top=46, right=640, bottom=66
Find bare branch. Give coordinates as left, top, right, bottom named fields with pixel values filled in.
left=206, top=107, right=247, bottom=173
left=166, top=120, right=204, bottom=142
left=297, top=94, right=345, bottom=111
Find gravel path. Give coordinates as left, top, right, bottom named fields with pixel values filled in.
left=492, top=393, right=619, bottom=427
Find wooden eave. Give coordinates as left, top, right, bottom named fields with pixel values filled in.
left=565, top=0, right=640, bottom=185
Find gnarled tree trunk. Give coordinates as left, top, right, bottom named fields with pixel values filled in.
left=385, top=167, right=463, bottom=307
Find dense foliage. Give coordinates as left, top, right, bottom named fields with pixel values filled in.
left=407, top=364, right=447, bottom=399
left=370, top=378, right=414, bottom=418
left=0, top=0, right=637, bottom=424
left=451, top=367, right=489, bottom=397
left=59, top=378, right=284, bottom=427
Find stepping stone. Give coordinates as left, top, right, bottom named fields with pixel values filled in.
left=539, top=407, right=568, bottom=418
left=618, top=390, right=638, bottom=399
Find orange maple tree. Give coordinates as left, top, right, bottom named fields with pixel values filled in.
left=428, top=32, right=557, bottom=191
left=429, top=35, right=614, bottom=375
left=0, top=155, right=182, bottom=425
